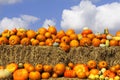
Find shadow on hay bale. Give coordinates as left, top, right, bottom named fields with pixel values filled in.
left=0, top=45, right=120, bottom=67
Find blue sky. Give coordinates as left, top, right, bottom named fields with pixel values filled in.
left=0, top=0, right=120, bottom=34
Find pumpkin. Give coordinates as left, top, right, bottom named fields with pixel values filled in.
left=45, top=38, right=53, bottom=46
left=13, top=69, right=29, bottom=80
left=109, top=40, right=118, bottom=46
left=52, top=73, right=58, bottom=78
left=56, top=30, right=66, bottom=39
left=116, top=30, right=120, bottom=37
left=66, top=29, right=75, bottom=36
left=36, top=34, right=46, bottom=42
left=6, top=63, right=18, bottom=73
left=51, top=34, right=56, bottom=41
left=24, top=63, right=34, bottom=72
left=39, top=41, right=45, bottom=46
left=2, top=29, right=10, bottom=38
left=103, top=70, right=116, bottom=78
left=87, top=33, right=95, bottom=40
left=116, top=70, right=120, bottom=76
left=16, top=30, right=26, bottom=39
left=61, top=36, right=70, bottom=44
left=70, top=40, right=79, bottom=47
left=10, top=28, right=17, bottom=35
left=43, top=65, right=53, bottom=72
left=37, top=27, right=47, bottom=35
left=20, top=37, right=30, bottom=45
left=92, top=38, right=101, bottom=47
left=80, top=37, right=91, bottom=46
left=41, top=72, right=50, bottom=79
left=0, top=36, right=9, bottom=45
left=87, top=60, right=97, bottom=69
left=98, top=61, right=108, bottom=69
left=109, top=66, right=116, bottom=73
left=70, top=33, right=78, bottom=40
left=9, top=35, right=20, bottom=45
left=35, top=64, right=43, bottom=72
left=77, top=72, right=87, bottom=79
left=81, top=29, right=92, bottom=36
left=59, top=42, right=70, bottom=52
left=31, top=39, right=39, bottom=46
left=77, top=34, right=83, bottom=40
left=26, top=30, right=36, bottom=39
left=101, top=34, right=106, bottom=39
left=48, top=25, right=57, bottom=34
left=53, top=63, right=66, bottom=76
left=101, top=39, right=106, bottom=44
left=68, top=62, right=74, bottom=69
left=115, top=64, right=120, bottom=70
left=45, top=32, right=51, bottom=38
left=73, top=64, right=89, bottom=75
left=29, top=71, right=41, bottom=80
left=89, top=69, right=99, bottom=75
left=55, top=38, right=61, bottom=43
left=64, top=70, right=76, bottom=78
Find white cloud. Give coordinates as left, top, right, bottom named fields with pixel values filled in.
left=0, top=15, right=39, bottom=32
left=0, top=0, right=22, bottom=5
left=42, top=19, right=56, bottom=29
left=61, top=0, right=120, bottom=33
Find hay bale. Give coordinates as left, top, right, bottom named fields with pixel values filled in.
left=0, top=45, right=120, bottom=67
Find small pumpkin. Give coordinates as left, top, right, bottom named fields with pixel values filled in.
left=87, top=60, right=97, bottom=69
left=56, top=30, right=66, bottom=39
left=81, top=29, right=92, bottom=36
left=98, top=61, right=108, bottom=69
left=20, top=37, right=30, bottom=45
left=70, top=40, right=79, bottom=47
left=29, top=71, right=41, bottom=80
left=24, top=63, right=34, bottom=72
left=16, top=30, right=26, bottom=39
left=39, top=41, right=45, bottom=46
left=59, top=42, right=70, bottom=52
left=109, top=39, right=118, bottom=46
left=43, top=65, right=53, bottom=72
left=41, top=72, right=50, bottom=79
left=26, top=30, right=36, bottom=39
left=103, top=70, right=116, bottom=78
left=45, top=32, right=51, bottom=38
left=92, top=38, right=101, bottom=47
left=36, top=34, right=46, bottom=42
left=0, top=36, right=9, bottom=45
left=45, top=38, right=53, bottom=46
left=54, top=63, right=66, bottom=76
left=31, top=39, right=39, bottom=46
left=6, top=63, right=18, bottom=73
left=37, top=27, right=47, bottom=35
left=35, top=64, right=43, bottom=72
left=116, top=30, right=120, bottom=37
left=64, top=70, right=76, bottom=78
left=9, top=35, right=20, bottom=45
left=80, top=37, right=91, bottom=46
left=87, top=33, right=95, bottom=40
left=89, top=69, right=99, bottom=75
left=61, top=36, right=70, bottom=44
left=70, top=33, right=78, bottom=40
left=52, top=73, right=58, bottom=78
left=48, top=25, right=57, bottom=34
left=66, top=29, right=75, bottom=36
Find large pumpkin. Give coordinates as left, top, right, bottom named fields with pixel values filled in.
left=80, top=37, right=91, bottom=46
left=37, top=27, right=47, bottom=35
left=20, top=37, right=30, bottom=45
left=0, top=36, right=9, bottom=45
left=61, top=36, right=70, bottom=44
left=66, top=29, right=75, bottom=36
left=59, top=42, right=70, bottom=52
left=70, top=40, right=79, bottom=47
left=13, top=69, right=29, bottom=80
left=48, top=25, right=57, bottom=34
left=9, top=35, right=20, bottom=45
left=26, top=30, right=36, bottom=39
left=92, top=38, right=101, bottom=47
left=29, top=71, right=41, bottom=80
left=56, top=30, right=66, bottom=39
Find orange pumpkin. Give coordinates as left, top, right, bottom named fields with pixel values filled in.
left=26, top=30, right=36, bottom=39
left=9, top=35, right=20, bottom=45
left=92, top=38, right=101, bottom=47
left=35, top=64, right=43, bottom=72
left=64, top=70, right=76, bottom=78
left=89, top=69, right=99, bottom=75
left=70, top=40, right=79, bottom=47
left=103, top=70, right=116, bottom=78
left=37, top=27, right=47, bottom=35
left=61, top=36, right=70, bottom=44
left=98, top=61, right=108, bottom=69
left=70, top=34, right=78, bottom=40
left=41, top=72, right=50, bottom=79
left=68, top=62, right=74, bottom=69
left=45, top=32, right=51, bottom=38
left=80, top=37, right=91, bottom=46
left=43, top=65, right=53, bottom=72
left=59, top=42, right=70, bottom=52
left=87, top=60, right=97, bottom=69
left=39, top=41, right=45, bottom=46
left=66, top=29, right=75, bottom=36
left=45, top=38, right=53, bottom=46
left=109, top=40, right=118, bottom=46
left=29, top=71, right=41, bottom=80
left=48, top=25, right=57, bottom=34
left=16, top=30, right=26, bottom=39
left=36, top=34, right=46, bottom=42
left=55, top=38, right=61, bottom=43
left=116, top=69, right=120, bottom=76
left=0, top=36, right=9, bottom=45
left=87, top=33, right=95, bottom=40
left=101, top=39, right=106, bottom=44
left=101, top=34, right=107, bottom=39
left=20, top=37, right=30, bottom=45
left=24, top=63, right=34, bottom=72
left=109, top=66, right=116, bottom=73
left=31, top=39, right=39, bottom=46
left=13, top=69, right=29, bottom=80
left=54, top=63, right=66, bottom=76
left=77, top=72, right=86, bottom=79
left=81, top=29, right=92, bottom=36
left=116, top=30, right=120, bottom=37
left=52, top=73, right=58, bottom=78
left=56, top=30, right=66, bottom=39
left=6, top=63, right=18, bottom=73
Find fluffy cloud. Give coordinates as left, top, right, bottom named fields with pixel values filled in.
left=0, top=15, right=39, bottom=32
left=0, top=0, right=22, bottom=5
left=61, top=0, right=120, bottom=33
left=42, top=19, right=56, bottom=29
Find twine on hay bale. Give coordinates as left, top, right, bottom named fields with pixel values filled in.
left=0, top=45, right=120, bottom=67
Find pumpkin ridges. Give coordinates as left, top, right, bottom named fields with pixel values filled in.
left=9, top=35, right=20, bottom=45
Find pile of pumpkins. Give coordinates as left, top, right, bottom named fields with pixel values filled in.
left=0, top=26, right=120, bottom=51
left=0, top=60, right=120, bottom=80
